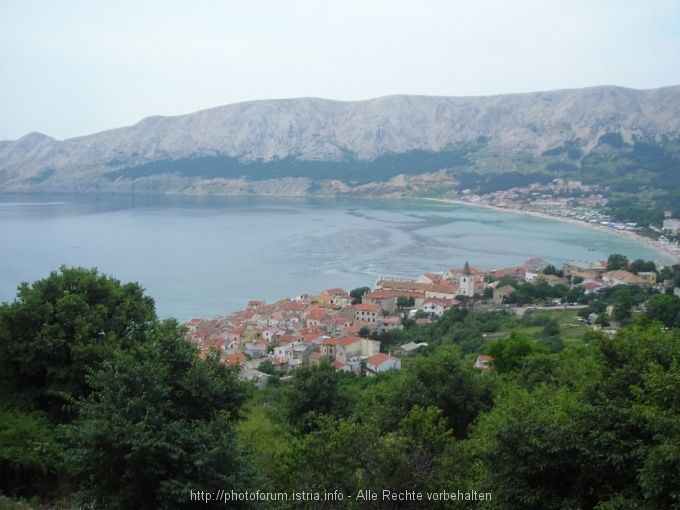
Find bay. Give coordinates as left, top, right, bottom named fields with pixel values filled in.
left=0, top=193, right=670, bottom=322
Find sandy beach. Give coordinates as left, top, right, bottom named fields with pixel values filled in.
left=424, top=197, right=680, bottom=265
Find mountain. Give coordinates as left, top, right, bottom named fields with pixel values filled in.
left=1, top=85, right=679, bottom=196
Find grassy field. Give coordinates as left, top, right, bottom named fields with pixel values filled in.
left=499, top=308, right=590, bottom=349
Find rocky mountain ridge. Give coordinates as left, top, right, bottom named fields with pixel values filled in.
left=1, top=85, right=679, bottom=194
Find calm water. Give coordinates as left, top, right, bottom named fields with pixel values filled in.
left=0, top=194, right=670, bottom=322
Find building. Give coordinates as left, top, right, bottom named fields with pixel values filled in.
left=474, top=355, right=493, bottom=371
left=422, top=297, right=457, bottom=317
left=603, top=270, right=648, bottom=287
left=493, top=285, right=516, bottom=305
left=458, top=261, right=475, bottom=297
left=365, top=353, right=402, bottom=375
left=662, top=218, right=680, bottom=233
left=393, top=342, right=428, bottom=356
left=563, top=260, right=607, bottom=279
left=320, top=336, right=380, bottom=364
left=352, top=303, right=381, bottom=324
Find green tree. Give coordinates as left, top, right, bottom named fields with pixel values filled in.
left=611, top=287, right=635, bottom=324
left=472, top=325, right=680, bottom=508
left=0, top=266, right=156, bottom=422
left=273, top=408, right=461, bottom=510
left=274, top=417, right=380, bottom=509
left=629, top=258, right=656, bottom=274
left=356, top=347, right=494, bottom=439
left=542, top=318, right=560, bottom=337
left=486, top=332, right=550, bottom=373
left=65, top=320, right=259, bottom=510
left=645, top=294, right=680, bottom=328
left=350, top=286, right=371, bottom=305
left=566, top=285, right=585, bottom=304
left=355, top=406, right=460, bottom=508
left=542, top=264, right=563, bottom=277
left=634, top=356, right=680, bottom=508
left=595, top=313, right=611, bottom=327
left=607, top=253, right=630, bottom=271
left=282, top=362, right=351, bottom=436
left=0, top=408, right=64, bottom=500
left=396, top=295, right=415, bottom=309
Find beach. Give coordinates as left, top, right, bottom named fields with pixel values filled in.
left=425, top=198, right=680, bottom=265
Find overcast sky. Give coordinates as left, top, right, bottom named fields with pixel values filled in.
left=1, top=0, right=679, bottom=141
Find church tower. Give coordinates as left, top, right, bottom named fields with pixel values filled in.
left=459, top=261, right=475, bottom=297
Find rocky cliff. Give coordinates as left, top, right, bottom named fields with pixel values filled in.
left=1, top=85, right=679, bottom=195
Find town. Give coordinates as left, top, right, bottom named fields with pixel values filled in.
left=184, top=253, right=678, bottom=385
left=445, top=177, right=680, bottom=261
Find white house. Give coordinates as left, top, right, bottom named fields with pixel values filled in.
left=422, top=297, right=457, bottom=317
left=365, top=353, right=401, bottom=375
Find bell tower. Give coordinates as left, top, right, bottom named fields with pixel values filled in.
left=459, top=261, right=475, bottom=297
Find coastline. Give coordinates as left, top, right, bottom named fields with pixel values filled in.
left=423, top=197, right=680, bottom=264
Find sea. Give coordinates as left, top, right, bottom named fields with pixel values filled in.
left=0, top=193, right=671, bottom=322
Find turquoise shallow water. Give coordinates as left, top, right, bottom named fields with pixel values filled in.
left=0, top=194, right=670, bottom=322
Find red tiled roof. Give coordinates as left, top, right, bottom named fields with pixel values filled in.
left=322, top=335, right=360, bottom=347
left=362, top=289, right=401, bottom=299
left=486, top=266, right=526, bottom=278
left=337, top=336, right=360, bottom=347
left=353, top=303, right=380, bottom=312
left=366, top=352, right=390, bottom=367
left=378, top=280, right=457, bottom=294
left=423, top=297, right=456, bottom=306
left=323, top=288, right=349, bottom=297
left=282, top=302, right=307, bottom=312
left=224, top=353, right=246, bottom=366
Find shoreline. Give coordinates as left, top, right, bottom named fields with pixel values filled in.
left=423, top=197, right=680, bottom=264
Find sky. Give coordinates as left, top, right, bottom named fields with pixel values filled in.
left=1, top=0, right=679, bottom=141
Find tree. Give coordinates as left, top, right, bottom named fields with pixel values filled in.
left=356, top=347, right=494, bottom=439
left=629, top=258, right=656, bottom=274
left=274, top=408, right=461, bottom=509
left=595, top=314, right=610, bottom=327
left=0, top=408, right=64, bottom=500
left=274, top=417, right=380, bottom=509
left=645, top=294, right=680, bottom=328
left=543, top=264, right=563, bottom=277
left=0, top=266, right=156, bottom=422
left=282, top=362, right=351, bottom=435
left=486, top=332, right=550, bottom=373
left=611, top=287, right=635, bottom=324
left=566, top=285, right=585, bottom=304
left=542, top=318, right=560, bottom=337
left=472, top=325, right=680, bottom=508
left=471, top=385, right=589, bottom=509
left=607, top=253, right=630, bottom=271
left=350, top=286, right=371, bottom=305
left=65, top=320, right=260, bottom=509
left=396, top=295, right=415, bottom=309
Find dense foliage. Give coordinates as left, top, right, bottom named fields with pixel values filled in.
left=105, top=147, right=478, bottom=186
left=0, top=268, right=261, bottom=508
left=1, top=267, right=680, bottom=508
left=64, top=321, right=259, bottom=509
left=0, top=266, right=156, bottom=422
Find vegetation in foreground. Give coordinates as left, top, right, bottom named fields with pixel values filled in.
left=1, top=266, right=680, bottom=508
